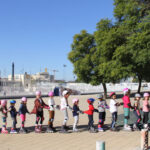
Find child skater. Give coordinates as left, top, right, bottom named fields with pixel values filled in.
left=47, top=91, right=59, bottom=133
left=142, top=93, right=150, bottom=129
left=0, top=100, right=8, bottom=134
left=31, top=91, right=49, bottom=133
left=97, top=94, right=109, bottom=132
left=83, top=98, right=98, bottom=133
left=19, top=97, right=30, bottom=133
left=122, top=88, right=133, bottom=131
left=109, top=92, right=122, bottom=131
left=133, top=93, right=142, bottom=130
left=60, top=90, right=72, bottom=133
left=8, top=100, right=18, bottom=134
left=72, top=98, right=83, bottom=132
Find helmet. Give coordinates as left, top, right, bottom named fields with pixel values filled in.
left=87, top=98, right=95, bottom=104
left=48, top=91, right=54, bottom=97
left=72, top=98, right=79, bottom=104
left=22, top=97, right=27, bottom=102
left=144, top=93, right=149, bottom=97
left=97, top=94, right=103, bottom=99
left=10, top=100, right=16, bottom=104
left=135, top=93, right=141, bottom=98
left=36, top=91, right=41, bottom=96
left=62, top=90, right=69, bottom=96
left=109, top=92, right=116, bottom=97
left=123, top=88, right=129, bottom=95
left=1, top=100, right=7, bottom=106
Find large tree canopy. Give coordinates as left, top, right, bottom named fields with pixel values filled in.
left=68, top=0, right=150, bottom=96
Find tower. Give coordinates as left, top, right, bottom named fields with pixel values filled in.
left=12, top=62, right=14, bottom=81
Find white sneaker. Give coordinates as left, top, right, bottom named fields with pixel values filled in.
left=73, top=128, right=78, bottom=132
left=124, top=125, right=131, bottom=131
left=144, top=124, right=148, bottom=129
left=133, top=124, right=137, bottom=129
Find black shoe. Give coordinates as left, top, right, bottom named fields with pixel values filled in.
left=64, top=126, right=70, bottom=130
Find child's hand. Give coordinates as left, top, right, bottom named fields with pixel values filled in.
left=79, top=111, right=84, bottom=114
left=56, top=105, right=60, bottom=110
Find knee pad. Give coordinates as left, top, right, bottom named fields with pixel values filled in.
left=51, top=119, right=54, bottom=122
left=99, top=119, right=103, bottom=124
left=65, top=117, right=68, bottom=121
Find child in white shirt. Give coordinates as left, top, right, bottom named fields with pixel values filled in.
left=109, top=92, right=121, bottom=131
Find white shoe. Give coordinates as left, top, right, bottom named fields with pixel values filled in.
left=124, top=125, right=131, bottom=131
left=144, top=124, right=148, bottom=129
left=133, top=124, right=137, bottom=129
left=73, top=128, right=78, bottom=132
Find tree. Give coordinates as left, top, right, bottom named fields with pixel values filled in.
left=113, top=0, right=150, bottom=92
left=68, top=30, right=109, bottom=98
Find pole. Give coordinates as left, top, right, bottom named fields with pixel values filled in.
left=141, top=129, right=149, bottom=150
left=96, top=141, right=105, bottom=150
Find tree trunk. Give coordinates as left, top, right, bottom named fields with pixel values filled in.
left=137, top=75, right=142, bottom=93
left=102, top=83, right=107, bottom=99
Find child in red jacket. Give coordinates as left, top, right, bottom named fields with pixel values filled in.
left=31, top=91, right=49, bottom=133
left=83, top=98, right=98, bottom=133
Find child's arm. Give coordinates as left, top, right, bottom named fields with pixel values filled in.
left=104, top=102, right=109, bottom=109
left=7, top=107, right=11, bottom=112
left=94, top=109, right=99, bottom=112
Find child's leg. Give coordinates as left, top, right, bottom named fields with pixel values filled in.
left=124, top=108, right=130, bottom=125
left=48, top=111, right=55, bottom=128
left=35, top=113, right=40, bottom=127
left=20, top=114, right=26, bottom=128
left=63, top=109, right=69, bottom=126
left=12, top=117, right=17, bottom=130
left=73, top=116, right=79, bottom=130
left=39, top=111, right=44, bottom=126
left=133, top=110, right=141, bottom=126
left=145, top=112, right=149, bottom=124
left=98, top=112, right=104, bottom=128
left=88, top=115, right=94, bottom=128
left=2, top=116, right=7, bottom=128
left=103, top=112, right=106, bottom=126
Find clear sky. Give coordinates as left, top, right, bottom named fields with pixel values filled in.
left=0, top=0, right=114, bottom=81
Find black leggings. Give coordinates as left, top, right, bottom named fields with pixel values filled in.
left=36, top=111, right=44, bottom=125
left=11, top=117, right=17, bottom=129
left=143, top=112, right=149, bottom=124
left=88, top=115, right=94, bottom=128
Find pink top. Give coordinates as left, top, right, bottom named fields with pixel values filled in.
left=143, top=100, right=149, bottom=112
left=122, top=95, right=131, bottom=108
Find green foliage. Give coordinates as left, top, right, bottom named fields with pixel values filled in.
left=68, top=0, right=150, bottom=94
left=68, top=30, right=98, bottom=84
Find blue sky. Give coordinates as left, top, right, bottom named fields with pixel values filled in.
left=0, top=0, right=114, bottom=81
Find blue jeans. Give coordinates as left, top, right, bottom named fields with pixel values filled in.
left=111, top=112, right=117, bottom=128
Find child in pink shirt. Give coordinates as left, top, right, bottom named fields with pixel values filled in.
left=122, top=88, right=133, bottom=131
left=143, top=93, right=150, bottom=129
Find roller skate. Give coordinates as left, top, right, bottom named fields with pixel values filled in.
left=19, top=127, right=27, bottom=134
left=10, top=128, right=18, bottom=134
left=73, top=127, right=79, bottom=132
left=46, top=127, right=54, bottom=133
left=98, top=127, right=104, bottom=132
left=35, top=126, right=41, bottom=133
left=59, top=125, right=68, bottom=133
left=123, top=124, right=132, bottom=131
left=1, top=128, right=9, bottom=134
left=89, top=127, right=97, bottom=133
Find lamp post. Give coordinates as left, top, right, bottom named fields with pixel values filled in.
left=63, top=64, right=67, bottom=82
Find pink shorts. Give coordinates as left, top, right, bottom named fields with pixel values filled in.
left=20, top=114, right=26, bottom=122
